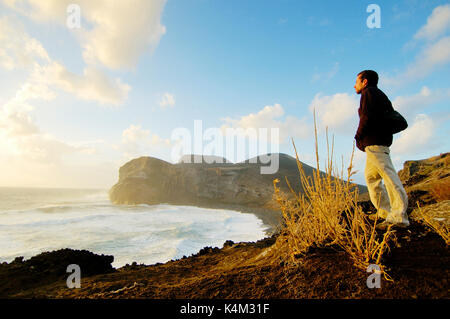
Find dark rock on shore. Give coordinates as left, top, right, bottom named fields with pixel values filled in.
left=0, top=249, right=114, bottom=298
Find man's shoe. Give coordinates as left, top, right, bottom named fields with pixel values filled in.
left=368, top=213, right=385, bottom=222
left=376, top=220, right=409, bottom=231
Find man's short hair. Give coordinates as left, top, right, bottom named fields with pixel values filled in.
left=358, top=70, right=378, bottom=87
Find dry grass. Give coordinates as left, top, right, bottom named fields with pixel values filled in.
left=270, top=113, right=395, bottom=278
left=414, top=201, right=450, bottom=245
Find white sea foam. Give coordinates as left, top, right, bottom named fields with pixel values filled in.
left=0, top=188, right=268, bottom=267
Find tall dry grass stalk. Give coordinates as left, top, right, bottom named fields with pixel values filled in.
left=271, top=113, right=395, bottom=278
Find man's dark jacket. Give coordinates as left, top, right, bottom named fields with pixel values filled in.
left=354, top=85, right=394, bottom=152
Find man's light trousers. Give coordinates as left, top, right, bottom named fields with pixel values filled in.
left=364, top=145, right=409, bottom=225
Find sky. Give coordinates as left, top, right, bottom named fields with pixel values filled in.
left=0, top=0, right=449, bottom=188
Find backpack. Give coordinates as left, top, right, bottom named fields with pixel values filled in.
left=385, top=109, right=408, bottom=134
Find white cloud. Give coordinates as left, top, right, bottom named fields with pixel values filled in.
left=414, top=4, right=450, bottom=41
left=0, top=96, right=95, bottom=163
left=309, top=92, right=359, bottom=134
left=31, top=62, right=131, bottom=106
left=391, top=114, right=434, bottom=155
left=2, top=0, right=168, bottom=70
left=0, top=57, right=105, bottom=165
left=1, top=0, right=69, bottom=22
left=220, top=103, right=311, bottom=143
left=392, top=86, right=431, bottom=112
left=383, top=36, right=450, bottom=86
left=159, top=92, right=176, bottom=108
left=0, top=16, right=131, bottom=106
left=383, top=4, right=450, bottom=86
left=0, top=108, right=89, bottom=163
left=12, top=134, right=79, bottom=162
left=0, top=16, right=50, bottom=70
left=391, top=86, right=450, bottom=118
left=80, top=0, right=167, bottom=70
left=407, top=36, right=450, bottom=76
left=0, top=80, right=51, bottom=138
left=0, top=96, right=117, bottom=186
left=118, top=124, right=171, bottom=159
left=222, top=104, right=284, bottom=128
left=0, top=109, right=39, bottom=137
left=15, top=82, right=56, bottom=101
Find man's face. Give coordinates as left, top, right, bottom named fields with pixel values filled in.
left=354, top=75, right=367, bottom=94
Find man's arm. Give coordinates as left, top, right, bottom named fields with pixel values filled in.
left=354, top=88, right=375, bottom=143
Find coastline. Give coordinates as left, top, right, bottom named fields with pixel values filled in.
left=0, top=196, right=281, bottom=268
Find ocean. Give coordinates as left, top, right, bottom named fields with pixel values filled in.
left=0, top=187, right=268, bottom=268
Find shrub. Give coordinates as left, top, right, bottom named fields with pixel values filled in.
left=271, top=114, right=395, bottom=278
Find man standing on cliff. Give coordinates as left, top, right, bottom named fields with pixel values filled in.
left=354, top=70, right=409, bottom=230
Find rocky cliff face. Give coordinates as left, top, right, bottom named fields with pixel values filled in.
left=398, top=152, right=450, bottom=206
left=109, top=153, right=366, bottom=213
left=397, top=152, right=450, bottom=227
left=110, top=154, right=297, bottom=209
